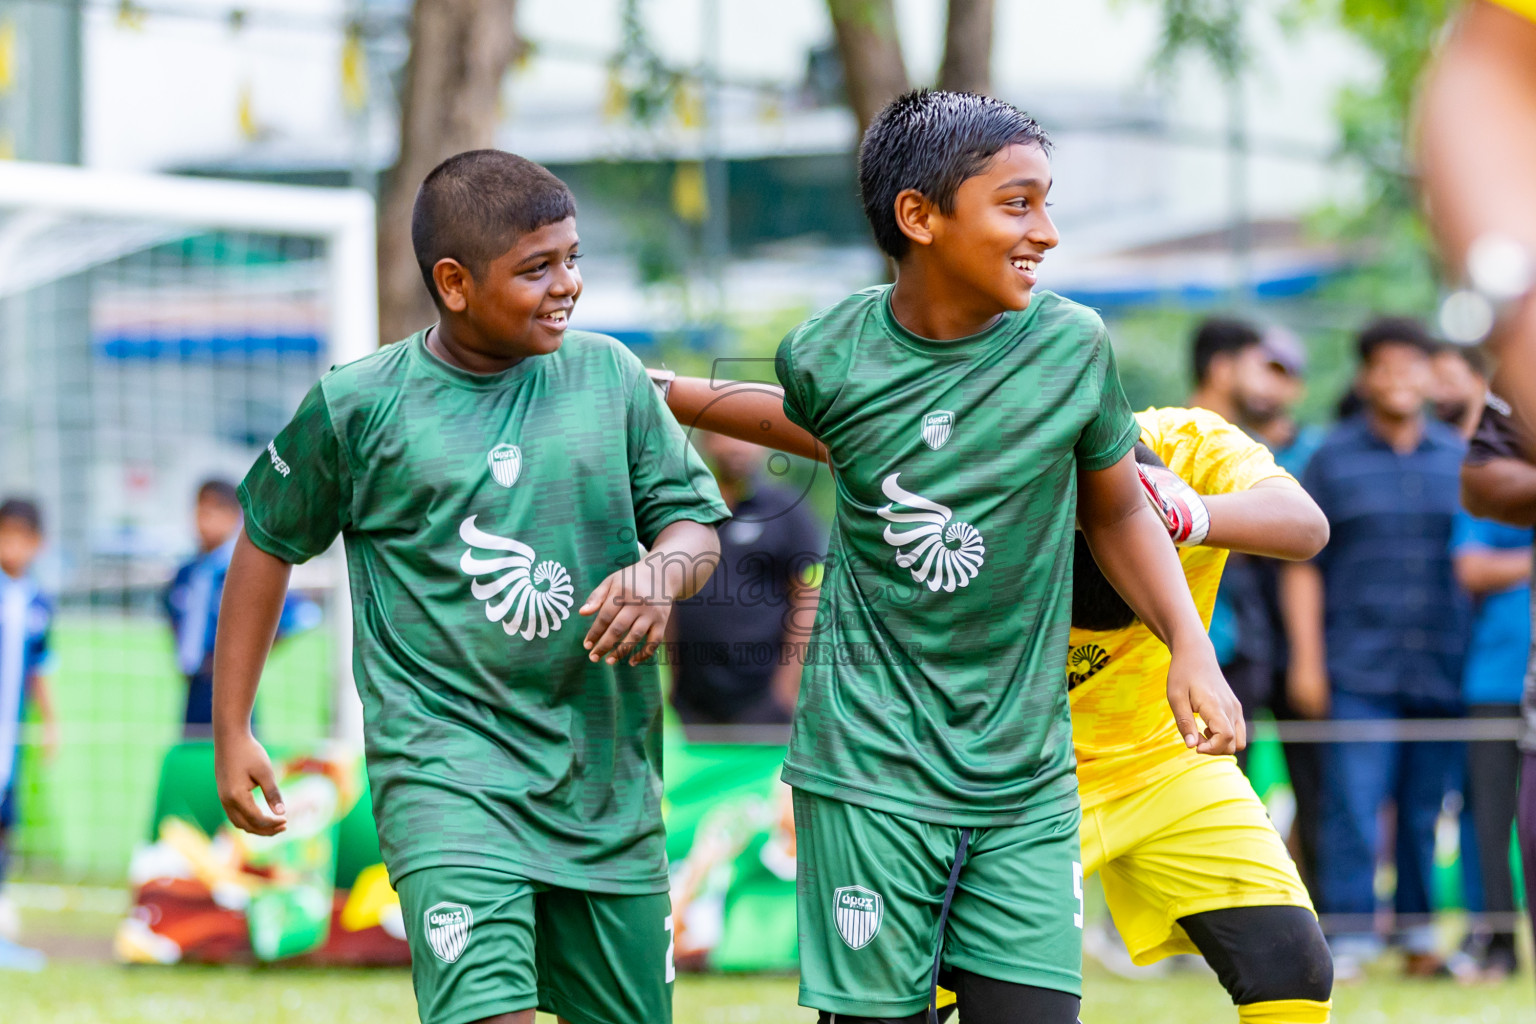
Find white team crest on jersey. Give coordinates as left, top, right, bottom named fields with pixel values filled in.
left=921, top=410, right=954, bottom=450
left=833, top=886, right=883, bottom=949
left=459, top=516, right=574, bottom=639
left=424, top=902, right=472, bottom=962
left=487, top=443, right=523, bottom=488
left=877, top=473, right=985, bottom=592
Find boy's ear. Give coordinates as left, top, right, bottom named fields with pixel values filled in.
left=432, top=258, right=472, bottom=313
left=893, top=189, right=936, bottom=249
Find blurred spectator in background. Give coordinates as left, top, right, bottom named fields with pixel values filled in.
left=1459, top=390, right=1536, bottom=982
left=1449, top=497, right=1528, bottom=981
left=166, top=480, right=317, bottom=738
left=0, top=497, right=56, bottom=971
left=1430, top=345, right=1489, bottom=438
left=1286, top=317, right=1470, bottom=980
left=669, top=433, right=823, bottom=726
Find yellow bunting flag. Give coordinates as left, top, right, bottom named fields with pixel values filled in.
left=672, top=161, right=709, bottom=224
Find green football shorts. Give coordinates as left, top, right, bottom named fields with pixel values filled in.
left=794, top=788, right=1084, bottom=1018
left=396, top=865, right=673, bottom=1024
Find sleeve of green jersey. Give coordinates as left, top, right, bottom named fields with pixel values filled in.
left=238, top=379, right=353, bottom=564
left=625, top=370, right=731, bottom=548
left=774, top=331, right=814, bottom=434
left=1074, top=331, right=1140, bottom=471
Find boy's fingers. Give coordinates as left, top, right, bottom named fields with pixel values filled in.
left=1194, top=703, right=1237, bottom=755
left=590, top=608, right=639, bottom=661
left=579, top=576, right=614, bottom=618
left=630, top=618, right=668, bottom=666
left=224, top=789, right=284, bottom=835
left=584, top=598, right=620, bottom=649
left=1168, top=689, right=1200, bottom=749
left=607, top=621, right=650, bottom=665
left=253, top=764, right=286, bottom=818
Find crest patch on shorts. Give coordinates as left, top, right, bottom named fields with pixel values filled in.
left=833, top=885, right=883, bottom=949
left=425, top=901, right=473, bottom=962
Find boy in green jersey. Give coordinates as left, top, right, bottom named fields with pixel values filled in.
left=212, top=151, right=729, bottom=1024
left=761, top=91, right=1243, bottom=1023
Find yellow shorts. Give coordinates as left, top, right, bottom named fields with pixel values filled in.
left=1081, top=755, right=1313, bottom=965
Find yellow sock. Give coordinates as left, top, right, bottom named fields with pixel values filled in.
left=1238, top=999, right=1331, bottom=1024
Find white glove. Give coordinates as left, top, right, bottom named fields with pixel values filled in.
left=1136, top=463, right=1211, bottom=547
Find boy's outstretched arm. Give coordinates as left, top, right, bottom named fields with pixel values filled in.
left=1146, top=469, right=1329, bottom=560
left=581, top=519, right=721, bottom=667
left=212, top=530, right=291, bottom=836
left=1079, top=452, right=1246, bottom=754
left=652, top=371, right=827, bottom=463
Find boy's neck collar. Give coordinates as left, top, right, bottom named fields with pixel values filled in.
left=426, top=323, right=527, bottom=376
left=888, top=272, right=1009, bottom=342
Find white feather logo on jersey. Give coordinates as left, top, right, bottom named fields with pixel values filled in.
left=459, top=516, right=574, bottom=640
left=877, top=473, right=985, bottom=592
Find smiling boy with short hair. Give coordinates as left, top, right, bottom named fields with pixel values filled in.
left=773, top=90, right=1243, bottom=1023
left=213, top=150, right=729, bottom=1024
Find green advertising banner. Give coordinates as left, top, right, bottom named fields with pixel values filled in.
left=663, top=728, right=797, bottom=972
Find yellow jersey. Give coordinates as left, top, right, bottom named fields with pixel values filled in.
left=1488, top=0, right=1536, bottom=22
left=1069, top=407, right=1293, bottom=809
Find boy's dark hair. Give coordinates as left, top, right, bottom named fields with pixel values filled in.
left=196, top=479, right=241, bottom=510
left=858, top=89, right=1052, bottom=260
left=411, top=149, right=577, bottom=303
left=1356, top=316, right=1437, bottom=364
left=1191, top=316, right=1263, bottom=385
left=0, top=497, right=43, bottom=535
left=1072, top=444, right=1162, bottom=632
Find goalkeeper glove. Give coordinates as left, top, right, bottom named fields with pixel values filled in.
left=1137, top=463, right=1210, bottom=547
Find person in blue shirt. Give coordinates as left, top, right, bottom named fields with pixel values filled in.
left=165, top=481, right=317, bottom=738
left=1287, top=317, right=1471, bottom=980
left=1450, top=510, right=1530, bottom=979
left=0, top=498, right=57, bottom=972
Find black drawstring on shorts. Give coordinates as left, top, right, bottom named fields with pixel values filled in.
left=928, top=827, right=972, bottom=1024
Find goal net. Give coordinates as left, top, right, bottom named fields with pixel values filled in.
left=0, top=161, right=375, bottom=881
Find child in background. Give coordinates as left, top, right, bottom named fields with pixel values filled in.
left=0, top=498, right=57, bottom=971
left=165, top=480, right=318, bottom=738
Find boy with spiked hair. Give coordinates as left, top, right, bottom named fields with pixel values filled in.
left=214, top=150, right=729, bottom=1024
left=657, top=90, right=1243, bottom=1023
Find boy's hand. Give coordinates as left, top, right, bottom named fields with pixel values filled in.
left=1166, top=639, right=1246, bottom=755
left=216, top=731, right=287, bottom=836
left=41, top=720, right=59, bottom=763
left=580, top=560, right=675, bottom=667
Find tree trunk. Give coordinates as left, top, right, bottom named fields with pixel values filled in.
left=938, top=0, right=994, bottom=96
left=376, top=0, right=520, bottom=346
left=826, top=0, right=911, bottom=137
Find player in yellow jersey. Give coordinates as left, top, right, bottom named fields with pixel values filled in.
left=1067, top=406, right=1333, bottom=1023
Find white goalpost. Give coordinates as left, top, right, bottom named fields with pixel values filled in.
left=0, top=160, right=374, bottom=878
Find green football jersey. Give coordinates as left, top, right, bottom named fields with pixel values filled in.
left=775, top=286, right=1138, bottom=826
left=239, top=329, right=729, bottom=894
